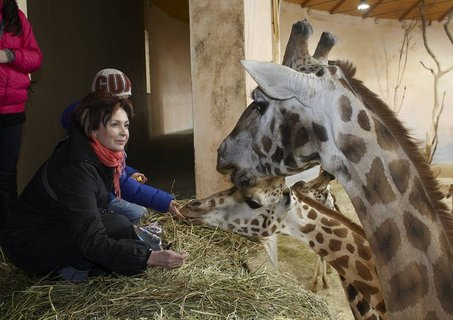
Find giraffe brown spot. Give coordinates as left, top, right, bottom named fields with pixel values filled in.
left=241, top=227, right=248, bottom=233
left=409, top=178, right=435, bottom=220
left=318, top=248, right=328, bottom=257
left=389, top=159, right=410, bottom=194
left=271, top=225, right=277, bottom=233
left=352, top=280, right=380, bottom=301
left=300, top=224, right=316, bottom=234
left=271, top=147, right=284, bottom=163
left=309, top=240, right=315, bottom=248
left=233, top=219, right=240, bottom=225
left=356, top=298, right=371, bottom=316
left=294, top=126, right=309, bottom=148
left=357, top=110, right=371, bottom=131
left=346, top=243, right=355, bottom=254
left=373, top=118, right=398, bottom=151
left=363, top=158, right=396, bottom=205
left=333, top=228, right=348, bottom=238
left=312, top=122, right=329, bottom=142
left=303, top=205, right=309, bottom=210
left=335, top=158, right=352, bottom=182
left=251, top=219, right=259, bottom=226
left=370, top=218, right=401, bottom=265
left=284, top=155, right=298, bottom=168
left=338, top=133, right=367, bottom=164
left=321, top=217, right=341, bottom=227
left=328, top=239, right=342, bottom=252
left=355, top=260, right=373, bottom=281
left=280, top=124, right=292, bottom=149
left=262, top=231, right=270, bottom=237
left=251, top=228, right=260, bottom=232
left=339, top=95, right=352, bottom=122
left=330, top=255, right=349, bottom=275
left=376, top=301, right=386, bottom=314
left=351, top=196, right=368, bottom=219
left=209, top=199, right=216, bottom=207
left=262, top=135, right=272, bottom=154
left=321, top=226, right=332, bottom=234
left=433, top=252, right=453, bottom=315
left=403, top=210, right=431, bottom=252
left=345, top=280, right=358, bottom=302
left=387, top=262, right=429, bottom=312
left=307, top=209, right=317, bottom=220
left=352, top=233, right=372, bottom=261
left=219, top=198, right=224, bottom=204
left=316, top=232, right=324, bottom=244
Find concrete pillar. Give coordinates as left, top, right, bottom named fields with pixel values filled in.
left=189, top=0, right=272, bottom=197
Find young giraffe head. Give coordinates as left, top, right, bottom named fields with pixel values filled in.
left=181, top=174, right=386, bottom=319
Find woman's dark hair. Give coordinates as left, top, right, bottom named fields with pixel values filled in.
left=2, top=0, right=23, bottom=36
left=73, top=90, right=134, bottom=138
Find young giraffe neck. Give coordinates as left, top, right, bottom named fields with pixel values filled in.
left=288, top=191, right=386, bottom=319
left=316, top=66, right=453, bottom=319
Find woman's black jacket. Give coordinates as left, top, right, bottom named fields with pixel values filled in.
left=1, top=125, right=151, bottom=276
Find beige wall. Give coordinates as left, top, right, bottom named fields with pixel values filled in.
left=144, top=2, right=193, bottom=137
left=280, top=2, right=453, bottom=163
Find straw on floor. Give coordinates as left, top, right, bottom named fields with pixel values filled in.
left=0, top=211, right=333, bottom=320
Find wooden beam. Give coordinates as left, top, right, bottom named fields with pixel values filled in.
left=330, top=0, right=346, bottom=14
left=438, top=5, right=453, bottom=22
left=399, top=0, right=422, bottom=21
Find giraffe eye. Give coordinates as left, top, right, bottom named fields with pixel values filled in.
left=245, top=198, right=263, bottom=209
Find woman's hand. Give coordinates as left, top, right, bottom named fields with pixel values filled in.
left=147, top=250, right=189, bottom=268
left=131, top=172, right=147, bottom=183
left=168, top=200, right=185, bottom=220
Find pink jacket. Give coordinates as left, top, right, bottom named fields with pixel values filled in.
left=0, top=8, right=43, bottom=115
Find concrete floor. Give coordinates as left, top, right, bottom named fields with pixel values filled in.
left=127, top=132, right=196, bottom=200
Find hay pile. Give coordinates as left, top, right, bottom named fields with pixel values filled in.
left=0, top=212, right=332, bottom=320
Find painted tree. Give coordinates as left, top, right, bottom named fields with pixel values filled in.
left=420, top=6, right=453, bottom=164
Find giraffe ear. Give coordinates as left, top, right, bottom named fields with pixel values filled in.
left=241, top=60, right=299, bottom=101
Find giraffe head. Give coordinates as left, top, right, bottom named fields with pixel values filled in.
left=180, top=177, right=295, bottom=238
left=216, top=58, right=354, bottom=188
left=217, top=20, right=342, bottom=189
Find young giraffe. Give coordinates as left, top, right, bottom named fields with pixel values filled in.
left=216, top=20, right=453, bottom=320
left=181, top=175, right=386, bottom=320
left=299, top=170, right=340, bottom=292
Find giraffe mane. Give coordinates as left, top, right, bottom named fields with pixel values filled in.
left=292, top=187, right=367, bottom=240
left=335, top=59, right=453, bottom=250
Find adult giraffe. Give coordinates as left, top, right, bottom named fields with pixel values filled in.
left=216, top=21, right=453, bottom=320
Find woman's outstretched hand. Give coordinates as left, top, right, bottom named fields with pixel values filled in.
left=147, top=250, right=189, bottom=268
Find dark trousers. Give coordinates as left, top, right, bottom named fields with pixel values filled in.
left=2, top=213, right=139, bottom=276
left=0, top=124, right=22, bottom=231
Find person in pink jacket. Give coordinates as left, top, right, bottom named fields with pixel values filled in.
left=0, top=0, right=42, bottom=232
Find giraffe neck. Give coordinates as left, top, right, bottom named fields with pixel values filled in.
left=317, top=81, right=453, bottom=319
left=280, top=193, right=386, bottom=318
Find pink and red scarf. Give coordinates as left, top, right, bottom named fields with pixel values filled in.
left=90, top=137, right=125, bottom=198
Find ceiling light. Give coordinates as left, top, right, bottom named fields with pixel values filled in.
left=357, top=0, right=370, bottom=11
